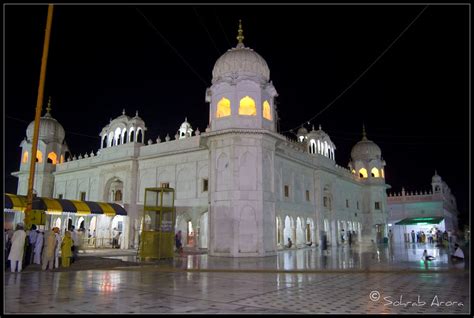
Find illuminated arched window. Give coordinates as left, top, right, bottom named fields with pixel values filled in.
left=60, top=154, right=64, bottom=164
left=22, top=151, right=29, bottom=163
left=351, top=169, right=356, bottom=174
left=359, top=168, right=368, bottom=178
left=47, top=152, right=57, bottom=165
left=371, top=167, right=380, bottom=178
left=239, top=96, right=256, bottom=116
left=263, top=100, right=272, bottom=120
left=381, top=168, right=385, bottom=178
left=36, top=151, right=43, bottom=163
left=216, top=97, right=231, bottom=118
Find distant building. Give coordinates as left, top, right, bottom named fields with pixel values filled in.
left=10, top=22, right=391, bottom=256
left=387, top=171, right=460, bottom=243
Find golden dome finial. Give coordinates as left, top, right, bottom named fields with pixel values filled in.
left=46, top=96, right=52, bottom=114
left=236, top=19, right=244, bottom=46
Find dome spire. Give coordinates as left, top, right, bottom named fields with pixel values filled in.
left=236, top=19, right=244, bottom=48
left=362, top=123, right=367, bottom=141
left=45, top=96, right=52, bottom=116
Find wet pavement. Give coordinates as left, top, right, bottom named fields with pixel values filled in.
left=4, top=243, right=470, bottom=314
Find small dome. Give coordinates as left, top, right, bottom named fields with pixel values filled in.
left=212, top=20, right=269, bottom=83
left=432, top=171, right=442, bottom=183
left=26, top=103, right=65, bottom=144
left=307, top=125, right=333, bottom=144
left=297, top=127, right=308, bottom=135
left=351, top=127, right=381, bottom=161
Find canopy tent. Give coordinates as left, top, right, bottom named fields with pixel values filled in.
left=4, top=193, right=127, bottom=216
left=395, top=217, right=444, bottom=225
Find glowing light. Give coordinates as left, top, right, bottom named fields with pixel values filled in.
left=36, top=150, right=43, bottom=163
left=371, top=167, right=380, bottom=178
left=263, top=100, right=272, bottom=120
left=60, top=154, right=64, bottom=164
left=47, top=152, right=57, bottom=164
left=22, top=151, right=29, bottom=163
left=239, top=96, right=256, bottom=116
left=216, top=97, right=231, bottom=118
left=358, top=168, right=368, bottom=178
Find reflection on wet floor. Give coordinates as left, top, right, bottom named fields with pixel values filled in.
left=104, top=243, right=467, bottom=271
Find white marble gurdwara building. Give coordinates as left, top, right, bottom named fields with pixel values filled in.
left=12, top=27, right=391, bottom=257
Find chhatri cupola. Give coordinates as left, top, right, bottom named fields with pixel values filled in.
left=205, top=20, right=278, bottom=132
left=99, top=109, right=147, bottom=149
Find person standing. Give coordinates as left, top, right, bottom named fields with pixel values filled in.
left=61, top=231, right=73, bottom=268
left=112, top=227, right=119, bottom=248
left=348, top=231, right=353, bottom=246
left=33, top=230, right=44, bottom=265
left=175, top=230, right=183, bottom=255
left=8, top=223, right=27, bottom=273
left=42, top=230, right=56, bottom=271
left=53, top=227, right=62, bottom=269
left=25, top=224, right=38, bottom=266
left=411, top=230, right=416, bottom=243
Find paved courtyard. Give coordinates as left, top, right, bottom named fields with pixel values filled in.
left=4, top=243, right=470, bottom=314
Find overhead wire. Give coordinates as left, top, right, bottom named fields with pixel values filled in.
left=192, top=7, right=221, bottom=56
left=135, top=7, right=209, bottom=87
left=214, top=8, right=232, bottom=47
left=282, top=5, right=429, bottom=134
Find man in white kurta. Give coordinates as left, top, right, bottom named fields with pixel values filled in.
left=34, top=231, right=44, bottom=265
left=8, top=224, right=27, bottom=272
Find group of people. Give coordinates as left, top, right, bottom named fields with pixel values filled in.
left=341, top=230, right=357, bottom=245
left=5, top=223, right=84, bottom=272
left=407, top=229, right=449, bottom=245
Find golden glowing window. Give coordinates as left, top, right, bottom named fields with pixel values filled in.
left=263, top=100, right=272, bottom=120
left=47, top=152, right=57, bottom=165
left=381, top=169, right=385, bottom=178
left=358, top=168, right=368, bottom=178
left=239, top=96, right=256, bottom=116
left=22, top=151, right=29, bottom=163
left=216, top=97, right=231, bottom=118
left=36, top=151, right=43, bottom=163
left=371, top=167, right=380, bottom=178
left=351, top=169, right=356, bottom=174
left=60, top=155, right=64, bottom=164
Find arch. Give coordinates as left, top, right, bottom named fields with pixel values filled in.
left=306, top=218, right=314, bottom=243
left=309, top=140, right=317, bottom=154
left=359, top=168, right=368, bottom=178
left=111, top=215, right=124, bottom=248
left=283, top=215, right=294, bottom=246
left=381, top=168, right=385, bottom=178
left=76, top=216, right=85, bottom=230
left=130, top=129, right=135, bottom=142
left=47, top=152, right=57, bottom=164
left=22, top=151, right=29, bottom=163
left=36, top=150, right=43, bottom=163
left=54, top=217, right=61, bottom=229
left=108, top=132, right=114, bottom=147
left=296, top=217, right=305, bottom=246
left=102, top=135, right=108, bottom=148
left=239, top=96, right=256, bottom=116
left=114, top=189, right=123, bottom=202
left=114, top=127, right=122, bottom=145
left=371, top=167, right=380, bottom=178
left=137, top=129, right=143, bottom=143
left=216, top=97, right=231, bottom=118
left=122, top=129, right=127, bottom=144
left=263, top=100, right=272, bottom=120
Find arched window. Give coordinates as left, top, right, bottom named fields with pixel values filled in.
left=108, top=132, right=114, bottom=147
left=102, top=135, right=108, bottom=148
left=359, top=168, right=368, bottom=178
left=47, top=152, right=57, bottom=164
left=130, top=129, right=135, bottom=142
left=239, top=96, right=256, bottom=116
left=263, top=100, right=272, bottom=120
left=308, top=140, right=316, bottom=154
left=22, top=151, right=29, bottom=163
left=114, top=190, right=122, bottom=202
left=36, top=151, right=43, bottom=163
left=371, top=167, right=380, bottom=178
left=115, top=127, right=121, bottom=146
left=137, top=129, right=143, bottom=143
left=122, top=130, right=127, bottom=144
left=216, top=97, right=231, bottom=118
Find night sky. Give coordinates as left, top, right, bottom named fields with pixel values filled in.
left=4, top=5, right=470, bottom=226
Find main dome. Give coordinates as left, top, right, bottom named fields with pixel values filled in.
left=211, top=20, right=270, bottom=83
left=26, top=108, right=65, bottom=144
left=212, top=46, right=270, bottom=83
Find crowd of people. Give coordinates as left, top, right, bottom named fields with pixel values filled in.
left=5, top=223, right=85, bottom=272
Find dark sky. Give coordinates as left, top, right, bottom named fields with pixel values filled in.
left=4, top=4, right=470, bottom=226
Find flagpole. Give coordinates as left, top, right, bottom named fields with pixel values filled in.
left=25, top=4, right=54, bottom=230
